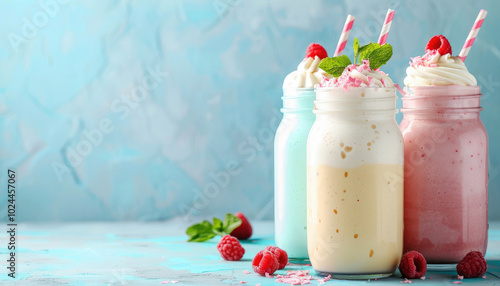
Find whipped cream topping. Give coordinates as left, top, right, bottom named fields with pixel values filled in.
left=404, top=51, right=477, bottom=87
left=318, top=60, right=394, bottom=89
left=283, top=56, right=332, bottom=88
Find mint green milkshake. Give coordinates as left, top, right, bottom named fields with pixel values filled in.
left=274, top=44, right=332, bottom=258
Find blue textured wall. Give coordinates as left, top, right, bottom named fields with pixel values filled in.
left=0, top=0, right=499, bottom=221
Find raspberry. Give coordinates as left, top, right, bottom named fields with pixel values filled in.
left=456, top=251, right=487, bottom=278
left=305, top=43, right=328, bottom=59
left=252, top=250, right=279, bottom=276
left=230, top=212, right=253, bottom=240
left=425, top=35, right=452, bottom=55
left=398, top=251, right=427, bottom=279
left=264, top=246, right=288, bottom=269
left=216, top=235, right=245, bottom=261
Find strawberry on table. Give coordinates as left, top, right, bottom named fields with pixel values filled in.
left=230, top=212, right=252, bottom=240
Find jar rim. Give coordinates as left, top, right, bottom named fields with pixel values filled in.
left=281, top=108, right=315, bottom=114
left=282, top=88, right=316, bottom=101
left=402, top=94, right=481, bottom=101
left=281, top=95, right=315, bottom=100
left=314, top=108, right=397, bottom=115
left=403, top=85, right=481, bottom=97
left=401, top=107, right=483, bottom=113
left=315, top=86, right=396, bottom=91
left=315, top=95, right=396, bottom=102
left=283, top=87, right=314, bottom=92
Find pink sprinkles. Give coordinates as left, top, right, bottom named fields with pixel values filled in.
left=409, top=50, right=439, bottom=68
left=453, top=282, right=462, bottom=284
left=243, top=270, right=251, bottom=274
left=274, top=270, right=322, bottom=285
left=319, top=59, right=390, bottom=90
left=400, top=278, right=412, bottom=283
left=317, top=274, right=331, bottom=284
left=273, top=271, right=331, bottom=285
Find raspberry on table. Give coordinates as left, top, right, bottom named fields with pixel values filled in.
left=456, top=251, right=487, bottom=278
left=252, top=250, right=279, bottom=276
left=264, top=246, right=288, bottom=270
left=305, top=43, right=328, bottom=60
left=216, top=235, right=245, bottom=261
left=425, top=35, right=452, bottom=55
left=398, top=251, right=427, bottom=279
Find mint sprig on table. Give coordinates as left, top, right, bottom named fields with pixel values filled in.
left=186, top=213, right=242, bottom=242
left=318, top=37, right=393, bottom=77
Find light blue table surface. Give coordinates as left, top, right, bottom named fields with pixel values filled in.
left=2, top=219, right=499, bottom=285
left=2, top=0, right=500, bottom=224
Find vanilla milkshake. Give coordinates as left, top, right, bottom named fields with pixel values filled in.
left=308, top=57, right=403, bottom=278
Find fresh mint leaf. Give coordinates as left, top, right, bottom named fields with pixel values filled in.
left=358, top=42, right=381, bottom=64
left=186, top=220, right=217, bottom=242
left=368, top=44, right=393, bottom=70
left=353, top=38, right=360, bottom=63
left=212, top=217, right=224, bottom=236
left=318, top=55, right=352, bottom=77
left=188, top=232, right=217, bottom=242
left=223, top=213, right=242, bottom=234
left=185, top=213, right=245, bottom=242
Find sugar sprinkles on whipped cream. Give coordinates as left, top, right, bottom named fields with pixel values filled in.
left=404, top=49, right=477, bottom=87
left=318, top=59, right=394, bottom=90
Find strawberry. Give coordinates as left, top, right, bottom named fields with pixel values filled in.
left=425, top=35, right=452, bottom=55
left=230, top=212, right=252, bottom=240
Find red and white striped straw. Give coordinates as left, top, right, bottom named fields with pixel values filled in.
left=377, top=9, right=395, bottom=45
left=458, top=9, right=487, bottom=62
left=334, top=15, right=355, bottom=57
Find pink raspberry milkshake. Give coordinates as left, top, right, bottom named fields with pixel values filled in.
left=400, top=35, right=488, bottom=263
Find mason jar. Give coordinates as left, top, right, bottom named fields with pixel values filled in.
left=274, top=88, right=315, bottom=259
left=307, top=87, right=403, bottom=278
left=400, top=86, right=488, bottom=263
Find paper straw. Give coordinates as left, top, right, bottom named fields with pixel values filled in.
left=458, top=9, right=487, bottom=62
left=378, top=9, right=395, bottom=45
left=334, top=15, right=355, bottom=57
